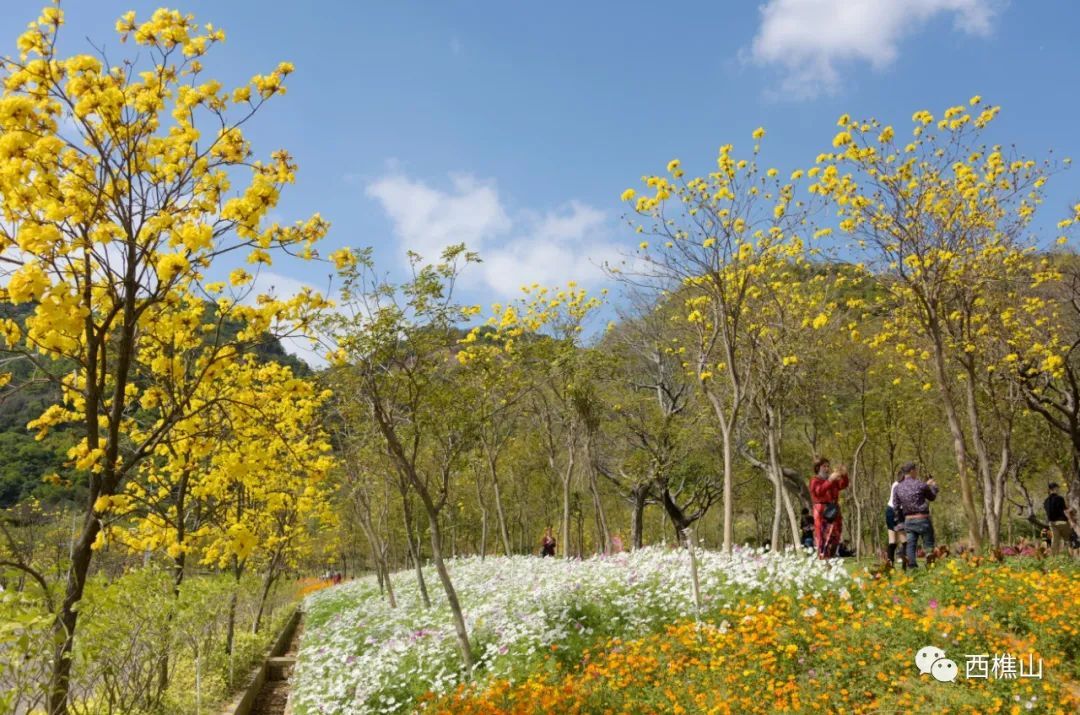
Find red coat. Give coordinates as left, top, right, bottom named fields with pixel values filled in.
left=810, top=474, right=848, bottom=504
left=810, top=474, right=849, bottom=558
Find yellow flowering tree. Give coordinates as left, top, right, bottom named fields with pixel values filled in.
left=0, top=7, right=328, bottom=710
left=455, top=321, right=534, bottom=557
left=621, top=131, right=819, bottom=552
left=194, top=359, right=335, bottom=654
left=462, top=283, right=605, bottom=556
left=91, top=357, right=333, bottom=694
left=742, top=258, right=863, bottom=549
left=811, top=98, right=1062, bottom=548
left=1006, top=247, right=1080, bottom=522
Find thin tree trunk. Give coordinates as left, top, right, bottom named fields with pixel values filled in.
left=851, top=406, right=869, bottom=558
left=47, top=513, right=100, bottom=715
left=588, top=471, right=610, bottom=554
left=720, top=420, right=735, bottom=553
left=415, top=491, right=473, bottom=670
left=780, top=488, right=800, bottom=547
left=630, top=485, right=648, bottom=549
left=401, top=495, right=430, bottom=608
left=561, top=445, right=575, bottom=558
left=930, top=340, right=983, bottom=547
left=225, top=560, right=242, bottom=657
left=158, top=551, right=186, bottom=695
left=961, top=363, right=1002, bottom=547
left=252, top=552, right=281, bottom=635
left=766, top=412, right=784, bottom=550
left=475, top=476, right=489, bottom=560
left=486, top=454, right=512, bottom=556
left=381, top=557, right=397, bottom=609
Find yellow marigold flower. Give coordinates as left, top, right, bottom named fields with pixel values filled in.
left=620, top=188, right=636, bottom=201
left=752, top=127, right=766, bottom=140
left=969, top=94, right=982, bottom=105
left=229, top=268, right=252, bottom=286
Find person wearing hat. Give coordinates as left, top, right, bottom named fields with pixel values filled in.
left=1044, top=483, right=1071, bottom=556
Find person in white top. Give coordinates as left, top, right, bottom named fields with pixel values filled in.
left=885, top=470, right=907, bottom=565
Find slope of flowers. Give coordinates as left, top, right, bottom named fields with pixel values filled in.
left=428, top=557, right=1080, bottom=714
left=291, top=546, right=848, bottom=715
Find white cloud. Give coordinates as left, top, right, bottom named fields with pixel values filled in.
left=365, top=173, right=510, bottom=261
left=750, top=0, right=1002, bottom=98
left=366, top=172, right=622, bottom=297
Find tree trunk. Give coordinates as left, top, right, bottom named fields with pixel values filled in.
left=252, top=553, right=281, bottom=635
left=487, top=456, right=512, bottom=556
left=850, top=410, right=869, bottom=558
left=418, top=494, right=473, bottom=670
left=765, top=413, right=785, bottom=550
left=780, top=488, right=800, bottom=548
left=158, top=551, right=187, bottom=696
left=402, top=495, right=430, bottom=608
left=588, top=470, right=610, bottom=554
left=630, top=485, right=648, bottom=549
left=46, top=513, right=101, bottom=715
left=720, top=420, right=735, bottom=553
left=475, top=476, right=488, bottom=560
left=961, top=363, right=1003, bottom=548
left=381, top=559, right=397, bottom=609
left=930, top=340, right=983, bottom=547
left=561, top=450, right=574, bottom=558
left=660, top=486, right=693, bottom=539
left=225, top=560, right=242, bottom=657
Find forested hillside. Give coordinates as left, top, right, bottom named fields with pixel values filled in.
left=0, top=300, right=309, bottom=506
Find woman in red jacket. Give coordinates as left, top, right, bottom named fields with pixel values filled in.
left=809, top=457, right=849, bottom=559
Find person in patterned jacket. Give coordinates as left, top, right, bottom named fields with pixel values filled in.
left=892, top=462, right=938, bottom=569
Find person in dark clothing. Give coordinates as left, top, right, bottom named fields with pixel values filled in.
left=1044, top=483, right=1071, bottom=556
left=885, top=468, right=907, bottom=566
left=540, top=526, right=557, bottom=557
left=892, top=462, right=938, bottom=569
left=800, top=507, right=815, bottom=548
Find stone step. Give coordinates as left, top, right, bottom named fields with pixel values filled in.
left=266, top=656, right=296, bottom=682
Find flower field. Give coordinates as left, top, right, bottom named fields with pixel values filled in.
left=294, top=551, right=1080, bottom=715
left=292, top=546, right=848, bottom=714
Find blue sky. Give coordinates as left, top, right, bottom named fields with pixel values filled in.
left=4, top=1, right=1079, bottom=360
